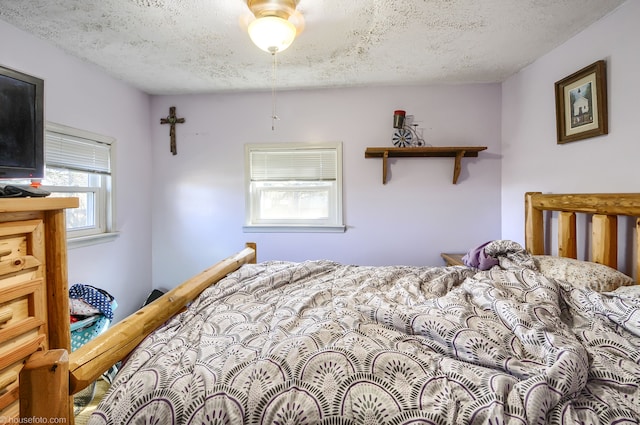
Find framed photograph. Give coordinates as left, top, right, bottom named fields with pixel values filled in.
left=555, top=60, right=608, bottom=144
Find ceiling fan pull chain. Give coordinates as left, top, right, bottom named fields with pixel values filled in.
left=271, top=49, right=279, bottom=131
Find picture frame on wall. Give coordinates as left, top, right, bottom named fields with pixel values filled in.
left=554, top=60, right=608, bottom=144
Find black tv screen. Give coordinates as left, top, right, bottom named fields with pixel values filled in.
left=0, top=65, right=44, bottom=179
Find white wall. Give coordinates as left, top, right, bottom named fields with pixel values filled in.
left=151, top=84, right=502, bottom=289
left=501, top=1, right=638, bottom=274
left=0, top=21, right=154, bottom=320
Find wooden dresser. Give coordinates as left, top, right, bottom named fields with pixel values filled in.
left=0, top=198, right=78, bottom=420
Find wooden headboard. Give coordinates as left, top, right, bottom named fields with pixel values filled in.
left=525, top=192, right=640, bottom=282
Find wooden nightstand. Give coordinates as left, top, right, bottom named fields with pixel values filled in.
left=440, top=253, right=465, bottom=266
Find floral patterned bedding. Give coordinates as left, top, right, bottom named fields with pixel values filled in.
left=89, top=242, right=640, bottom=425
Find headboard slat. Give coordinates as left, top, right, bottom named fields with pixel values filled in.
left=592, top=214, right=617, bottom=269
left=558, top=212, right=577, bottom=259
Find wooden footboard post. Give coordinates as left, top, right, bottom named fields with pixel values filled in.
left=43, top=208, right=72, bottom=351
left=525, top=192, right=544, bottom=255
left=19, top=349, right=72, bottom=425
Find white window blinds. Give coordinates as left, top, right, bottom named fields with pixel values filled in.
left=249, top=148, right=337, bottom=181
left=46, top=132, right=111, bottom=175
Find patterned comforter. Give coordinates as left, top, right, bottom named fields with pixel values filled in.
left=89, top=242, right=640, bottom=424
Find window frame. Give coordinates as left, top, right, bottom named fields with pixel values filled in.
left=243, top=142, right=345, bottom=233
left=43, top=122, right=118, bottom=248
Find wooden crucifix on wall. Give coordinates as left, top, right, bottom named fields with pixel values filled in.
left=160, top=106, right=185, bottom=155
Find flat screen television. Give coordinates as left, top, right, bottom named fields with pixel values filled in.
left=0, top=65, right=44, bottom=180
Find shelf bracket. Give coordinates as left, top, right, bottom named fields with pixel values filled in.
left=382, top=150, right=389, bottom=184
left=452, top=150, right=466, bottom=184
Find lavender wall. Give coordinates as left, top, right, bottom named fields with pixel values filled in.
left=3, top=0, right=635, bottom=317
left=2, top=1, right=634, bottom=318
left=0, top=21, right=154, bottom=320
left=501, top=1, right=637, bottom=276
left=150, top=85, right=502, bottom=289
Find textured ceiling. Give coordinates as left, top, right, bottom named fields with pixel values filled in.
left=0, top=0, right=626, bottom=95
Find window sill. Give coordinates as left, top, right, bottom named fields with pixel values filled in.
left=67, top=231, right=120, bottom=249
left=243, top=225, right=346, bottom=233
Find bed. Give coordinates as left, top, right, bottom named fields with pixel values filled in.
left=20, top=192, right=640, bottom=424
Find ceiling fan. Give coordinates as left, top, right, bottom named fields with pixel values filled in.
left=240, top=0, right=307, bottom=130
left=243, top=0, right=305, bottom=53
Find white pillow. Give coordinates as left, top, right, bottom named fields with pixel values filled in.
left=533, top=255, right=634, bottom=292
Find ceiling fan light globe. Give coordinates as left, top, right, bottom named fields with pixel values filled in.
left=248, top=16, right=296, bottom=53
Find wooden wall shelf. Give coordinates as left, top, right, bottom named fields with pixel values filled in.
left=364, top=146, right=487, bottom=184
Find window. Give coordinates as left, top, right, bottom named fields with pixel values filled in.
left=244, top=142, right=345, bottom=232
left=42, top=122, right=117, bottom=247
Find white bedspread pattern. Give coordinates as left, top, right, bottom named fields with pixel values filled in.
left=89, top=243, right=640, bottom=424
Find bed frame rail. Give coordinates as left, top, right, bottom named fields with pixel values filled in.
left=525, top=192, right=640, bottom=282
left=19, top=243, right=257, bottom=424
